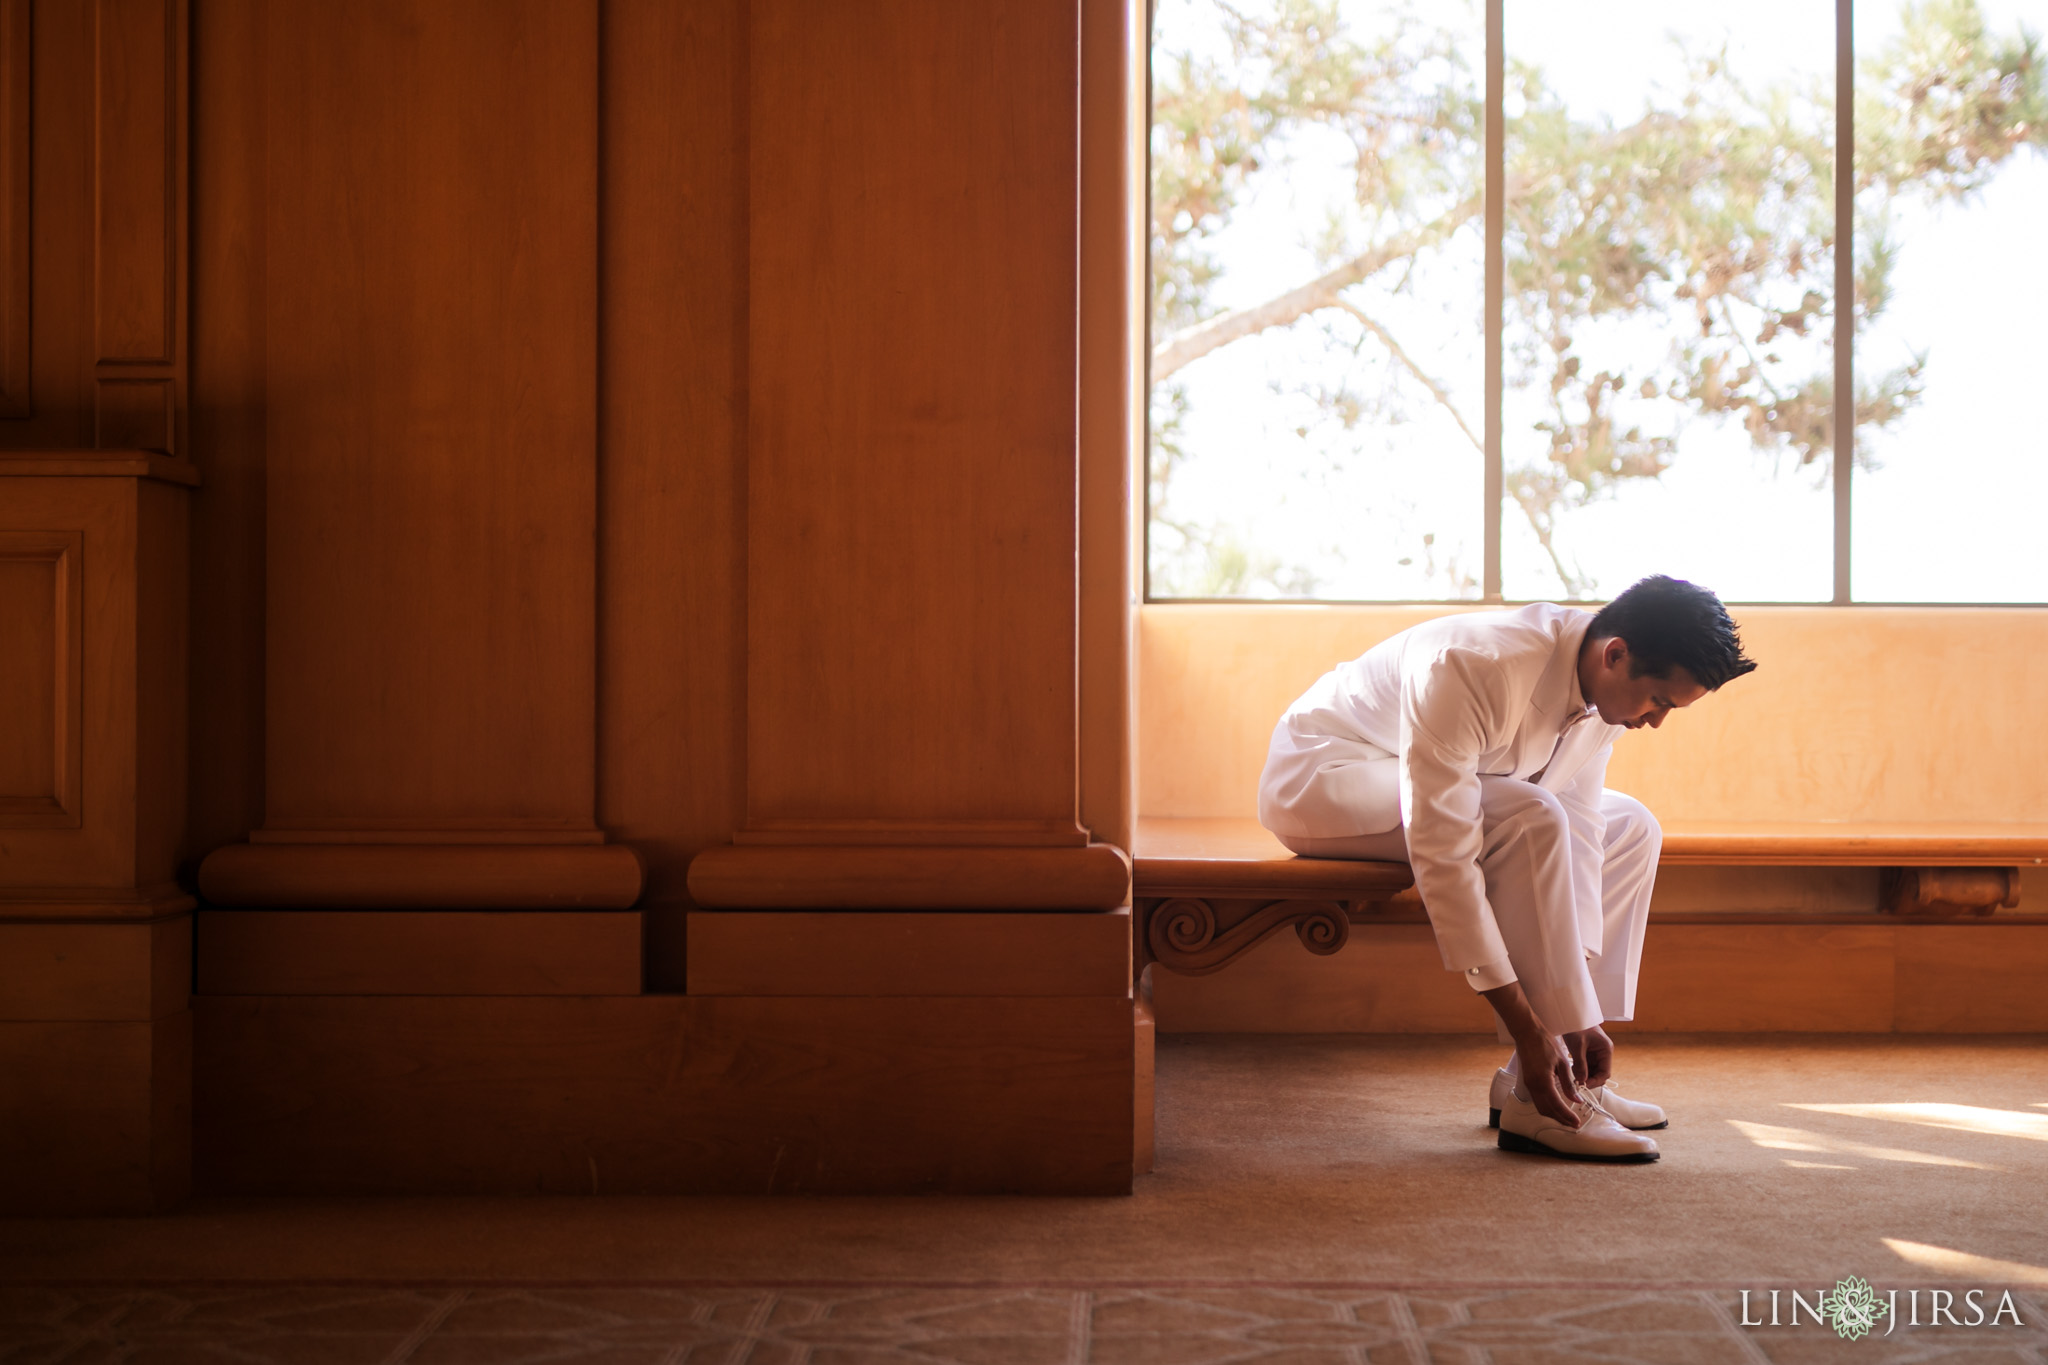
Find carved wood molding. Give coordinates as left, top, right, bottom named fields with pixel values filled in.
left=1141, top=896, right=1353, bottom=977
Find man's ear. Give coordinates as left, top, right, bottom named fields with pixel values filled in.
left=1603, top=636, right=1630, bottom=671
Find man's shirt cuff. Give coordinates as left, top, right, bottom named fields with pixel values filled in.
left=1461, top=959, right=1516, bottom=992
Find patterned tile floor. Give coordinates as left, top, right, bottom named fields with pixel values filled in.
left=5, top=1283, right=2045, bottom=1365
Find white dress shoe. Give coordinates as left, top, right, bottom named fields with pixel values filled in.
left=1494, top=1084, right=1661, bottom=1163
left=1585, top=1079, right=1667, bottom=1131
left=1489, top=1068, right=1668, bottom=1131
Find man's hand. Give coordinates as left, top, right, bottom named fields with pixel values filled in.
left=1480, top=981, right=1582, bottom=1128
left=1563, top=1024, right=1614, bottom=1090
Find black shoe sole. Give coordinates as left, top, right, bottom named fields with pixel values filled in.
left=1495, top=1106, right=1667, bottom=1132
left=1497, top=1128, right=1661, bottom=1163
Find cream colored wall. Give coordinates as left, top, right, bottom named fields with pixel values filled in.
left=1139, top=604, right=2048, bottom=825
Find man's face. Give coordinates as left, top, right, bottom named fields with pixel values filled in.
left=1586, top=639, right=1708, bottom=730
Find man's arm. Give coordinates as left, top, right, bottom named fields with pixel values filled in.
left=1397, top=647, right=1516, bottom=974
left=1400, top=650, right=1586, bottom=1127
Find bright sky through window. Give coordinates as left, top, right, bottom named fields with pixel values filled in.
left=1150, top=0, right=2048, bottom=603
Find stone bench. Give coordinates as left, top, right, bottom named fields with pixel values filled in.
left=1132, top=816, right=2048, bottom=980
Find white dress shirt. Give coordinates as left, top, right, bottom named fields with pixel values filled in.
left=1258, top=604, right=1624, bottom=985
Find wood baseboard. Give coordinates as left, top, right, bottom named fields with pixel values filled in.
left=0, top=1012, right=190, bottom=1215
left=194, top=994, right=1135, bottom=1196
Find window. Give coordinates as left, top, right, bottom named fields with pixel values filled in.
left=1148, top=0, right=2048, bottom=603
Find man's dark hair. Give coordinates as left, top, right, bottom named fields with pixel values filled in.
left=1586, top=575, right=1758, bottom=690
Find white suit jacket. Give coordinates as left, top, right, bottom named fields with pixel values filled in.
left=1257, top=603, right=1623, bottom=975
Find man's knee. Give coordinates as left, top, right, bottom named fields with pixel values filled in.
left=1481, top=782, right=1571, bottom=858
left=1602, top=790, right=1662, bottom=859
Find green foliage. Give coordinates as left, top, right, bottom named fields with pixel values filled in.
left=1150, top=0, right=2044, bottom=597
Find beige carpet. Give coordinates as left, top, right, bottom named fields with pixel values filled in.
left=7, top=1035, right=2048, bottom=1362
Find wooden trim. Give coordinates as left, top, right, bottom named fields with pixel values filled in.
left=1661, top=823, right=2048, bottom=867
left=687, top=842, right=1132, bottom=910
left=732, top=819, right=1091, bottom=848
left=0, top=886, right=194, bottom=923
left=196, top=843, right=644, bottom=910
left=249, top=826, right=606, bottom=845
left=0, top=449, right=198, bottom=484
left=1136, top=862, right=1411, bottom=898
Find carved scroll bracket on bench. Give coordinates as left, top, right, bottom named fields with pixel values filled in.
left=1145, top=897, right=1353, bottom=976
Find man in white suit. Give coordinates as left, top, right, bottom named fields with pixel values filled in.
left=1257, top=575, right=1756, bottom=1162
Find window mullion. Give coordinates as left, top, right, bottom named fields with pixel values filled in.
left=1484, top=0, right=1505, bottom=603
left=1833, top=0, right=1855, bottom=603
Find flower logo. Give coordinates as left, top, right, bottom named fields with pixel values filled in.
left=1819, top=1276, right=1889, bottom=1341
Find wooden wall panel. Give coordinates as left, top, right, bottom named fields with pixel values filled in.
left=94, top=0, right=174, bottom=364
left=1894, top=925, right=2048, bottom=1032
left=196, top=995, right=1134, bottom=1195
left=1140, top=604, right=2048, bottom=827
left=1150, top=925, right=1500, bottom=1034
left=133, top=475, right=187, bottom=881
left=0, top=476, right=163, bottom=893
left=0, top=0, right=29, bottom=416
left=1622, top=925, right=1897, bottom=1032
left=185, top=0, right=264, bottom=862
left=744, top=0, right=1083, bottom=842
left=1150, top=922, right=2048, bottom=1034
left=259, top=0, right=597, bottom=837
left=597, top=0, right=747, bottom=982
left=7, top=0, right=87, bottom=445
left=94, top=375, right=173, bottom=450
left=0, top=530, right=80, bottom=825
left=92, top=0, right=187, bottom=454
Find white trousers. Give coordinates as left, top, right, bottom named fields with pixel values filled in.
left=1276, top=778, right=1659, bottom=1035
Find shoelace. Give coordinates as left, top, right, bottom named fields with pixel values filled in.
left=1571, top=1084, right=1619, bottom=1127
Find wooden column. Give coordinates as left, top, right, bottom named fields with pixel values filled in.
left=194, top=0, right=638, bottom=908
left=686, top=0, right=1129, bottom=911
left=0, top=0, right=193, bottom=1215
